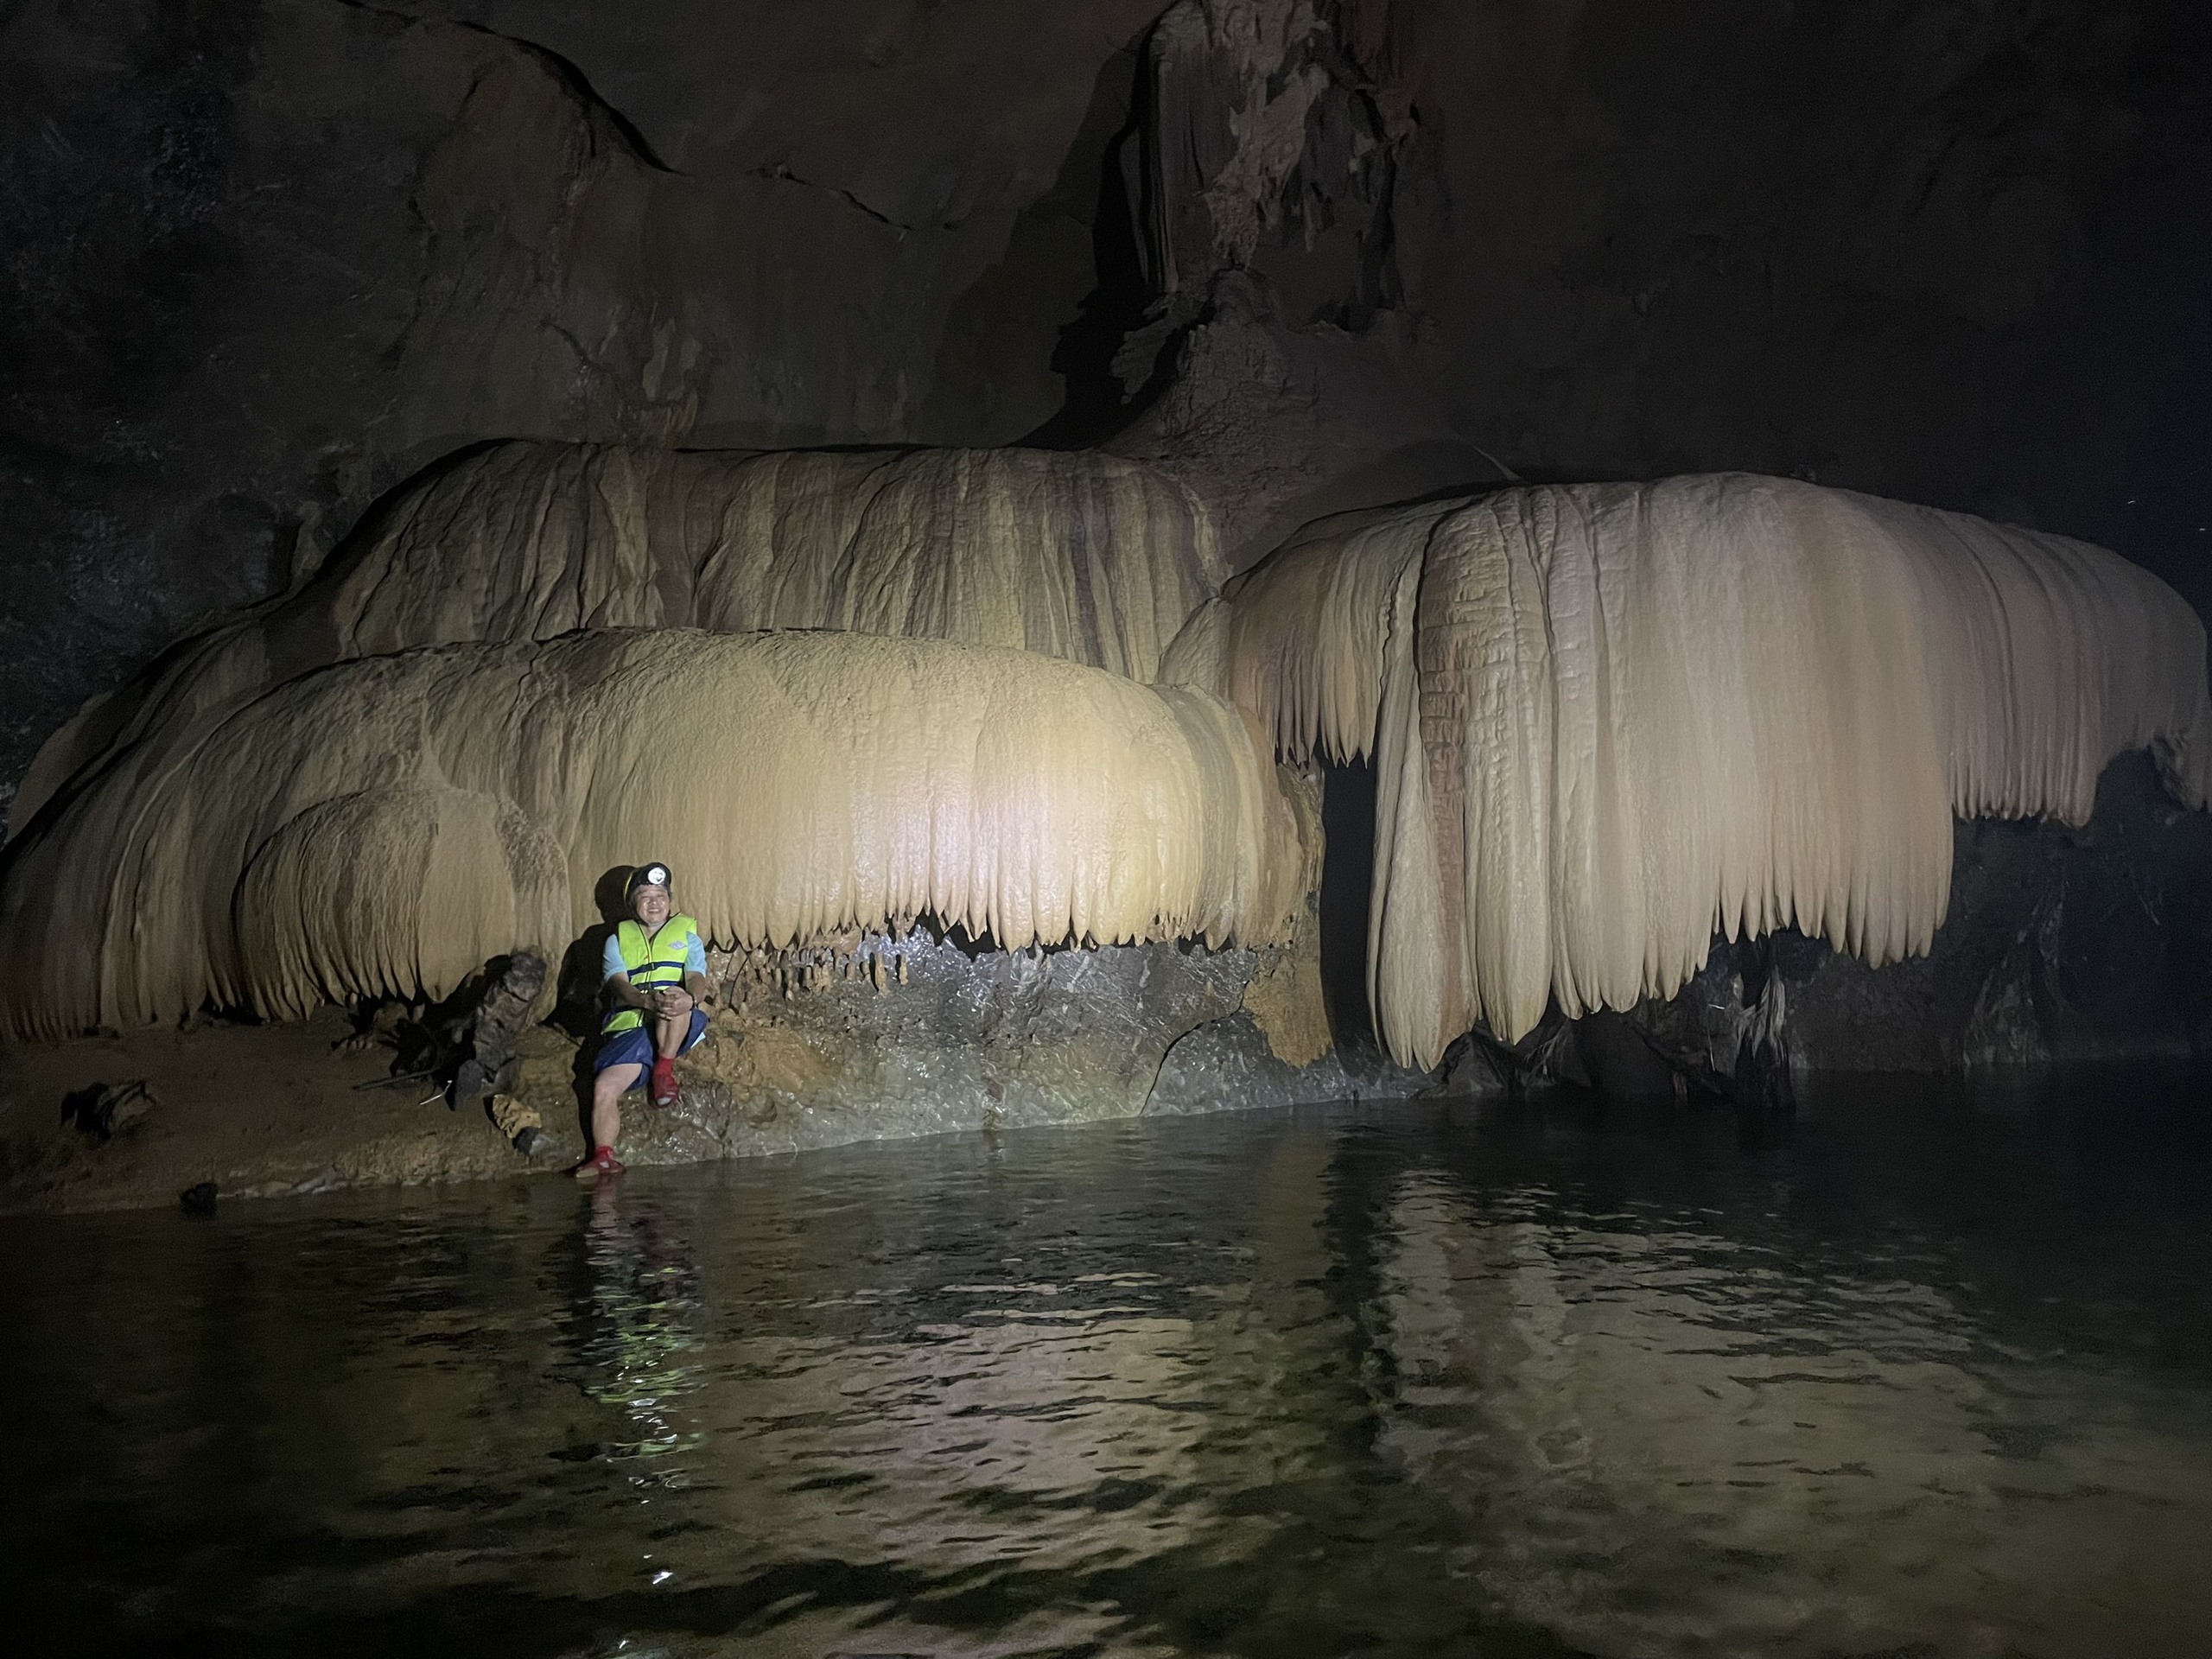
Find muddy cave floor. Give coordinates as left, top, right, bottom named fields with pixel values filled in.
left=0, top=999, right=1354, bottom=1215
left=0, top=1008, right=570, bottom=1215
left=0, top=989, right=1391, bottom=1212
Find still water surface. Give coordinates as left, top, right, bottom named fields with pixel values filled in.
left=10, top=1073, right=2212, bottom=1657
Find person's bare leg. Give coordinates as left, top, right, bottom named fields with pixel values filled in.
left=654, top=1008, right=689, bottom=1060
left=591, top=1063, right=643, bottom=1155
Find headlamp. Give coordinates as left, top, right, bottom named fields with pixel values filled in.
left=626, top=861, right=672, bottom=898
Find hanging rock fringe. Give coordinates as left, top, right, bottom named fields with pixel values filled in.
left=1166, top=474, right=2212, bottom=1065
left=0, top=630, right=1304, bottom=1039
left=11, top=444, right=1224, bottom=839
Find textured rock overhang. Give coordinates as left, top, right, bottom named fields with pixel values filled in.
left=9, top=444, right=1221, bottom=838
left=1171, top=474, right=2212, bottom=1065
left=0, top=629, right=1306, bottom=1040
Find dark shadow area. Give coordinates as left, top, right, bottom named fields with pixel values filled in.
left=1986, top=1, right=2212, bottom=629
left=1318, top=762, right=1377, bottom=1048
left=553, top=865, right=643, bottom=1038
left=1021, top=25, right=1159, bottom=448
left=556, top=864, right=646, bottom=1142
left=918, top=28, right=1149, bottom=447
left=0, top=437, right=517, bottom=860
left=58, top=1078, right=155, bottom=1142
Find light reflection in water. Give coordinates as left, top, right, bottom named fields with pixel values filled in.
left=1368, top=1167, right=2212, bottom=1655
left=7, top=1071, right=2211, bottom=1656
left=578, top=1179, right=707, bottom=1468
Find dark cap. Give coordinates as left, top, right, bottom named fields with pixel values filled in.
left=626, top=861, right=672, bottom=899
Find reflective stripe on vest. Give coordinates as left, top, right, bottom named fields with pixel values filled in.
left=603, top=913, right=700, bottom=1034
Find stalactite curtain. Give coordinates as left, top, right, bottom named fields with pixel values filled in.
left=0, top=630, right=1305, bottom=1039
left=1170, top=474, right=2212, bottom=1065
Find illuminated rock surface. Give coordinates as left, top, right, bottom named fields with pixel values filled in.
left=0, top=629, right=1307, bottom=1039
left=3, top=1, right=2209, bottom=1197
left=1179, top=474, right=2212, bottom=1063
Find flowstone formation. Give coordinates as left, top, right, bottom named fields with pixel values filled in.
left=5, top=4, right=2210, bottom=1205
left=0, top=442, right=1367, bottom=1173
left=9, top=443, right=1225, bottom=839
left=3, top=441, right=2210, bottom=1206
left=1, top=627, right=1313, bottom=1039
left=15, top=0, right=2199, bottom=809
left=1173, top=473, right=2212, bottom=1071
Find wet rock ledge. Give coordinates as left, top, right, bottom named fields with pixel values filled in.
left=0, top=913, right=1419, bottom=1215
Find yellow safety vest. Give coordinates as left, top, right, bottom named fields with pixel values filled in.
left=603, top=913, right=701, bottom=1034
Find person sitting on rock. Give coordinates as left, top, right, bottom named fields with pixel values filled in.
left=584, top=861, right=709, bottom=1177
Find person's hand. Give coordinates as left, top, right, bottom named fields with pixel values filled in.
left=653, top=985, right=694, bottom=1016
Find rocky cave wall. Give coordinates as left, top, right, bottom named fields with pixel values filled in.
left=4, top=0, right=2208, bottom=818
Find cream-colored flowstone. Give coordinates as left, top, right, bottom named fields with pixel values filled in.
left=1, top=631, right=1304, bottom=1039
left=10, top=443, right=1222, bottom=838
left=1168, top=474, right=2212, bottom=1065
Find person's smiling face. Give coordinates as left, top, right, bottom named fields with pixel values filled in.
left=632, top=883, right=671, bottom=930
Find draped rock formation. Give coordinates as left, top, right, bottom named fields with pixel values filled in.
left=1166, top=474, right=2212, bottom=1065
left=336, top=442, right=1221, bottom=682
left=0, top=630, right=1304, bottom=1040
left=10, top=443, right=1221, bottom=839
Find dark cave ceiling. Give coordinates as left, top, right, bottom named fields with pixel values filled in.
left=1, top=0, right=2206, bottom=803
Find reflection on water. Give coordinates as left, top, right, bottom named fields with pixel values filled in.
left=8, top=1070, right=2212, bottom=1657
left=577, top=1179, right=706, bottom=1465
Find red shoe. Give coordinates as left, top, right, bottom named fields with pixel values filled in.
left=581, top=1144, right=626, bottom=1177
left=650, top=1058, right=680, bottom=1109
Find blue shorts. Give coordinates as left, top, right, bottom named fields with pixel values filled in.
left=594, top=1008, right=708, bottom=1084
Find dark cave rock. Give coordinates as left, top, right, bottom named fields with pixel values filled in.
left=581, top=912, right=1435, bottom=1163
left=1093, top=2, right=1511, bottom=565
left=60, top=1078, right=157, bottom=1143
left=617, top=931, right=1261, bottom=1163
left=447, top=950, right=548, bottom=1110
left=1147, top=1012, right=1435, bottom=1116
left=1103, top=270, right=1513, bottom=569
left=1785, top=752, right=2212, bottom=1071
left=1609, top=751, right=2212, bottom=1084
left=0, top=0, right=1154, bottom=801
left=1350, top=0, right=2206, bottom=515
left=1116, top=0, right=1402, bottom=325
left=9, top=0, right=2205, bottom=810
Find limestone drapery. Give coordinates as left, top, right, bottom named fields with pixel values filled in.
left=10, top=443, right=1223, bottom=840
left=1166, top=474, right=2212, bottom=1065
left=0, top=630, right=1304, bottom=1039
